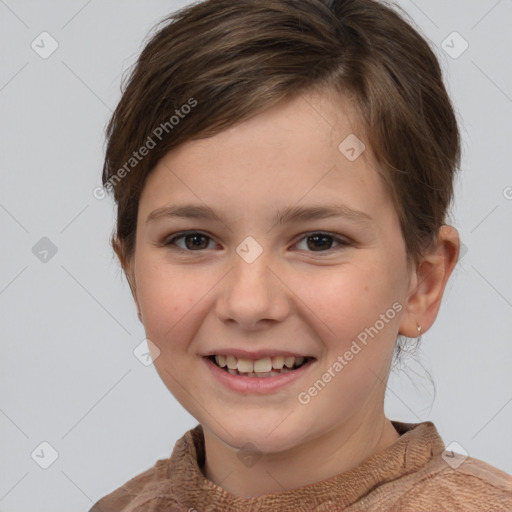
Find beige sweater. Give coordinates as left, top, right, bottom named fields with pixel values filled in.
left=90, top=421, right=512, bottom=511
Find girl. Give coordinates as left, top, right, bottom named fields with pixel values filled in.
left=91, top=0, right=512, bottom=510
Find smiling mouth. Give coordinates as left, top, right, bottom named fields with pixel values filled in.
left=206, top=355, right=314, bottom=378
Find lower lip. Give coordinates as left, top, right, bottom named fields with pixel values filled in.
left=203, top=356, right=316, bottom=394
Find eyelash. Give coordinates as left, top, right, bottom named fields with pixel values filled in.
left=162, top=231, right=351, bottom=254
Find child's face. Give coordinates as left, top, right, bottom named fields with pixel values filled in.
left=130, top=88, right=415, bottom=453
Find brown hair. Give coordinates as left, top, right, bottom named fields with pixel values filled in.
left=103, top=0, right=460, bottom=288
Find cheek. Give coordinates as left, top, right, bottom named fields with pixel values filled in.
left=135, top=258, right=205, bottom=351
left=294, top=261, right=402, bottom=337
left=294, top=264, right=402, bottom=401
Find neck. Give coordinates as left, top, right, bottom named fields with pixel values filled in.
left=201, top=411, right=400, bottom=498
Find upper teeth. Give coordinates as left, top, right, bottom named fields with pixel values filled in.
left=215, top=355, right=305, bottom=373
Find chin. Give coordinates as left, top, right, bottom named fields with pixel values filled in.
left=212, top=417, right=305, bottom=454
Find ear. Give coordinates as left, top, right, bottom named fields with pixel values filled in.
left=398, top=225, right=460, bottom=337
left=113, top=236, right=143, bottom=323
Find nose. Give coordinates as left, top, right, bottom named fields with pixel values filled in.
left=215, top=245, right=290, bottom=330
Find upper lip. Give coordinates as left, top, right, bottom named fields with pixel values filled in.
left=202, top=349, right=314, bottom=360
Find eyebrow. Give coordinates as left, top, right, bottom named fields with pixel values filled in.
left=146, top=202, right=372, bottom=227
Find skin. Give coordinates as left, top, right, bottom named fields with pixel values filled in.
left=116, top=87, right=460, bottom=498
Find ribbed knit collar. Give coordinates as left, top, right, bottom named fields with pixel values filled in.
left=150, top=421, right=445, bottom=511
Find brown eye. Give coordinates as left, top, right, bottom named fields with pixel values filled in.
left=165, top=232, right=215, bottom=251
left=295, top=232, right=350, bottom=253
left=307, top=234, right=334, bottom=251
left=184, top=234, right=210, bottom=250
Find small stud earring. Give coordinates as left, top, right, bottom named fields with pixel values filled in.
left=417, top=324, right=422, bottom=336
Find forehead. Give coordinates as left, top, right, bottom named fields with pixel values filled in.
left=138, top=88, right=393, bottom=226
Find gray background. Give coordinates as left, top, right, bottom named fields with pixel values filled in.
left=1, top=1, right=511, bottom=510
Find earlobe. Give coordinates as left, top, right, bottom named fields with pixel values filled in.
left=398, top=225, right=460, bottom=338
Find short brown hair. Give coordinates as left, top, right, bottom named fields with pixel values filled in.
left=103, top=0, right=460, bottom=275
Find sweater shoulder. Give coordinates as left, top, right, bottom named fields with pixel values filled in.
left=367, top=454, right=512, bottom=512
left=88, top=458, right=171, bottom=512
